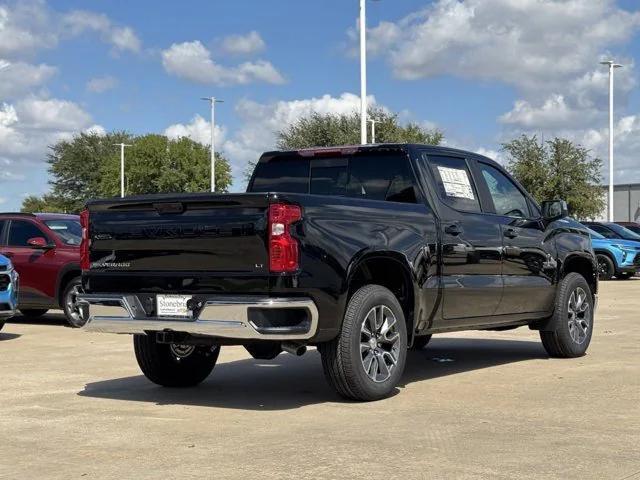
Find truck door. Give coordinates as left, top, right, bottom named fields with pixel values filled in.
left=474, top=161, right=557, bottom=315
left=424, top=155, right=504, bottom=322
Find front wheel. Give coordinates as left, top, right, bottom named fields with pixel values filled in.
left=319, top=285, right=408, bottom=401
left=540, top=273, right=594, bottom=358
left=134, top=334, right=220, bottom=387
left=596, top=254, right=614, bottom=281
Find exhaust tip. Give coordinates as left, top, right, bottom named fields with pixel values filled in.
left=281, top=342, right=307, bottom=356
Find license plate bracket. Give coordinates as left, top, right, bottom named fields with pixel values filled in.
left=156, top=295, right=193, bottom=318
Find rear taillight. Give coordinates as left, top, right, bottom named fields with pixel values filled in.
left=268, top=203, right=302, bottom=273
left=80, top=209, right=90, bottom=271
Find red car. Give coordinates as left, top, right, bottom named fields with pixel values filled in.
left=0, top=213, right=83, bottom=327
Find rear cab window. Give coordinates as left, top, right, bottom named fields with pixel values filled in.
left=249, top=151, right=419, bottom=204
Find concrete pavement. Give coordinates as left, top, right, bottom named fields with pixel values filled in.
left=1, top=280, right=639, bottom=479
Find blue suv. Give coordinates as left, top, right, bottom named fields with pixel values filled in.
left=0, top=254, right=19, bottom=330
left=584, top=227, right=640, bottom=280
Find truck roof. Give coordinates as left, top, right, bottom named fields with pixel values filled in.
left=260, top=143, right=499, bottom=166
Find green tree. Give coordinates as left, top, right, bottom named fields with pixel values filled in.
left=502, top=135, right=605, bottom=219
left=245, top=108, right=443, bottom=181
left=20, top=195, right=68, bottom=213
left=24, top=132, right=232, bottom=213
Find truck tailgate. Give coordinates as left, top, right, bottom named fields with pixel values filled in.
left=87, top=193, right=270, bottom=274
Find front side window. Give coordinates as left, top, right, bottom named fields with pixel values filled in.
left=427, top=155, right=481, bottom=212
left=8, top=221, right=47, bottom=247
left=587, top=224, right=617, bottom=238
left=478, top=163, right=530, bottom=218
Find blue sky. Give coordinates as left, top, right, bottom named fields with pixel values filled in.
left=1, top=0, right=640, bottom=211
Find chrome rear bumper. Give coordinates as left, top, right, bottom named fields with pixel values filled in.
left=77, top=294, right=319, bottom=340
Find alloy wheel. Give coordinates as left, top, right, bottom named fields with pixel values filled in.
left=65, top=283, right=85, bottom=327
left=360, top=305, right=401, bottom=383
left=567, top=287, right=591, bottom=345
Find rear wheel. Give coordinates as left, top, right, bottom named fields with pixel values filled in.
left=62, top=277, right=85, bottom=328
left=411, top=334, right=432, bottom=350
left=134, top=334, right=220, bottom=387
left=540, top=273, right=594, bottom=358
left=19, top=309, right=48, bottom=318
left=596, top=254, right=614, bottom=281
left=319, top=285, right=407, bottom=401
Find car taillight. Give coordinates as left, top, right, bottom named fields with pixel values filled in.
left=269, top=203, right=302, bottom=273
left=80, top=209, right=90, bottom=271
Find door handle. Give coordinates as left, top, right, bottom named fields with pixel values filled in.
left=444, top=224, right=462, bottom=236
left=504, top=228, right=519, bottom=239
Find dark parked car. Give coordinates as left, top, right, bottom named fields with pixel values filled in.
left=615, top=221, right=640, bottom=236
left=78, top=145, right=598, bottom=401
left=0, top=213, right=83, bottom=327
left=583, top=221, right=640, bottom=242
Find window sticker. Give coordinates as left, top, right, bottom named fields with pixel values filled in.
left=437, top=166, right=475, bottom=200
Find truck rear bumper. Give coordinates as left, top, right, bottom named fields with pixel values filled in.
left=77, top=294, right=319, bottom=341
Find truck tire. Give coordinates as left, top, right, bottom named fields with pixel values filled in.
left=61, top=277, right=85, bottom=328
left=540, top=272, right=594, bottom=358
left=19, top=309, right=48, bottom=318
left=411, top=334, right=432, bottom=350
left=133, top=334, right=220, bottom=387
left=319, top=285, right=408, bottom=401
left=596, top=254, right=614, bottom=281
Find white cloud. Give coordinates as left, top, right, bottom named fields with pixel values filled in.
left=84, top=124, right=106, bottom=136
left=221, top=31, right=266, bottom=55
left=161, top=40, right=285, bottom=86
left=62, top=10, right=141, bottom=53
left=0, top=1, right=58, bottom=57
left=16, top=97, right=92, bottom=131
left=164, top=114, right=227, bottom=146
left=165, top=93, right=378, bottom=190
left=367, top=0, right=640, bottom=93
left=86, top=75, right=118, bottom=93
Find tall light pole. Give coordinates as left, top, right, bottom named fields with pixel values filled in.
left=368, top=119, right=378, bottom=144
left=113, top=143, right=132, bottom=198
left=359, top=0, right=368, bottom=145
left=201, top=97, right=224, bottom=193
left=600, top=60, right=623, bottom=221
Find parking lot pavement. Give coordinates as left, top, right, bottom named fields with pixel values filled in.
left=1, top=281, right=639, bottom=480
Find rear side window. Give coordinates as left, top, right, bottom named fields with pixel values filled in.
left=8, top=220, right=46, bottom=247
left=426, top=155, right=481, bottom=212
left=251, top=157, right=310, bottom=193
left=250, top=153, right=418, bottom=204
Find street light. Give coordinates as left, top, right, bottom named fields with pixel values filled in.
left=201, top=97, right=224, bottom=193
left=359, top=0, right=368, bottom=145
left=600, top=60, right=623, bottom=222
left=368, top=119, right=378, bottom=144
left=113, top=143, right=132, bottom=198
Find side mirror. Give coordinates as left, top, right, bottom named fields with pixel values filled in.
left=27, top=237, right=52, bottom=249
left=541, top=200, right=569, bottom=221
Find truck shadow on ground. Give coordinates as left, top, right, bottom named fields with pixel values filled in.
left=8, top=313, right=68, bottom=327
left=0, top=332, right=21, bottom=341
left=79, top=337, right=549, bottom=411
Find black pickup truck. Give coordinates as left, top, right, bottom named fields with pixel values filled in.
left=78, top=144, right=598, bottom=401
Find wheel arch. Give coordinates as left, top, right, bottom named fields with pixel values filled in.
left=55, top=263, right=81, bottom=308
left=562, top=254, right=597, bottom=296
left=346, top=251, right=417, bottom=343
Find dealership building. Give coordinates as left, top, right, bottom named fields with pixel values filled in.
left=594, top=184, right=640, bottom=222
